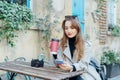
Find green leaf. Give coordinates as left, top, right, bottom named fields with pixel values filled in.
left=0, top=1, right=34, bottom=47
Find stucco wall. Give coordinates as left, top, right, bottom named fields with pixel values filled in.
left=0, top=30, right=40, bottom=62
left=84, top=0, right=102, bottom=60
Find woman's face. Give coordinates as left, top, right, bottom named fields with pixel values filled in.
left=65, top=21, right=77, bottom=38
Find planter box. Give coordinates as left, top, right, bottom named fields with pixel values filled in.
left=106, top=64, right=120, bottom=78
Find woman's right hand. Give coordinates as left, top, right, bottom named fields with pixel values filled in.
left=58, top=63, right=73, bottom=72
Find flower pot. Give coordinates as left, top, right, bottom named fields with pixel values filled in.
left=106, top=64, right=120, bottom=78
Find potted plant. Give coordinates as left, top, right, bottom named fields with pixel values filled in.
left=111, top=25, right=120, bottom=37
left=0, top=1, right=34, bottom=47
left=101, top=50, right=120, bottom=78
left=108, top=25, right=120, bottom=37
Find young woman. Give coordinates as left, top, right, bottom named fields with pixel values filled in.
left=54, top=16, right=101, bottom=80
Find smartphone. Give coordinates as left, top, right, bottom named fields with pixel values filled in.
left=55, top=59, right=64, bottom=65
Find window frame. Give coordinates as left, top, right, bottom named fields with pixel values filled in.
left=0, top=0, right=30, bottom=8
left=107, top=0, right=116, bottom=26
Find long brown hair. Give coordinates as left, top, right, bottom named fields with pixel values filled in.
left=61, top=16, right=84, bottom=60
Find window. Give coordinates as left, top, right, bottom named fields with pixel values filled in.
left=0, top=0, right=30, bottom=7
left=108, top=0, right=116, bottom=28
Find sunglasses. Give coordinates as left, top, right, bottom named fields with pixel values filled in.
left=65, top=15, right=78, bottom=20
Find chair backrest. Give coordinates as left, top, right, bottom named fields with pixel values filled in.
left=14, top=57, right=26, bottom=61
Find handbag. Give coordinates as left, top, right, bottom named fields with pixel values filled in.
left=89, top=58, right=108, bottom=80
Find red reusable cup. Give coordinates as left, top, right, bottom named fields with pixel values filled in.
left=50, top=38, right=59, bottom=59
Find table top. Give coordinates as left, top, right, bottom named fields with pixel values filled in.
left=0, top=61, right=84, bottom=80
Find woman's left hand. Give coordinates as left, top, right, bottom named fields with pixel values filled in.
left=58, top=63, right=73, bottom=71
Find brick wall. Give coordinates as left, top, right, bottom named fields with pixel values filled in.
left=99, top=0, right=108, bottom=44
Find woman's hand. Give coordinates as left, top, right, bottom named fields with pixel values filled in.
left=58, top=63, right=73, bottom=72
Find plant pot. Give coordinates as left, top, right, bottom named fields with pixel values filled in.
left=106, top=64, right=120, bottom=78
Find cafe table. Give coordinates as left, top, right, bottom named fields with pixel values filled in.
left=0, top=61, right=84, bottom=80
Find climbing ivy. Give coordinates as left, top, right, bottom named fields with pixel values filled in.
left=0, top=1, right=34, bottom=47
